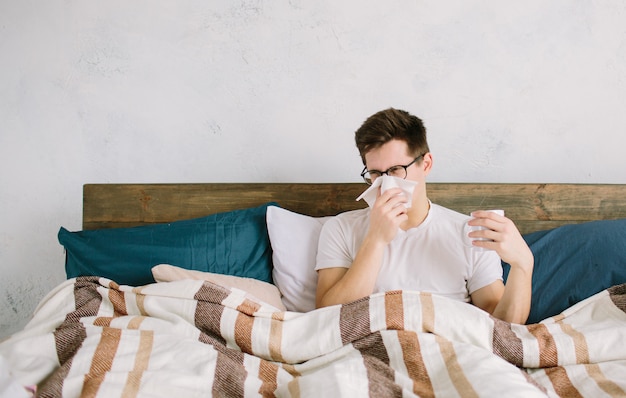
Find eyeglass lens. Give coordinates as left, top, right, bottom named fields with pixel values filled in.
left=362, top=166, right=407, bottom=184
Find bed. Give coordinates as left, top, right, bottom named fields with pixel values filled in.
left=1, top=183, right=626, bottom=397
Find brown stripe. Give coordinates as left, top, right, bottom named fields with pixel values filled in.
left=81, top=327, right=122, bottom=398
left=269, top=309, right=286, bottom=361
left=268, top=317, right=285, bottom=362
left=362, top=354, right=403, bottom=398
left=527, top=323, right=558, bottom=367
left=107, top=279, right=121, bottom=290
left=608, top=283, right=626, bottom=313
left=93, top=317, right=113, bottom=327
left=385, top=291, right=404, bottom=330
left=194, top=283, right=230, bottom=346
left=586, top=363, right=626, bottom=396
left=281, top=363, right=301, bottom=377
left=352, top=331, right=390, bottom=365
left=436, top=336, right=478, bottom=398
left=421, top=292, right=435, bottom=332
left=131, top=286, right=145, bottom=294
left=194, top=280, right=232, bottom=303
left=339, top=296, right=371, bottom=345
left=127, top=316, right=145, bottom=330
left=35, top=359, right=74, bottom=397
left=197, top=330, right=246, bottom=365
left=234, top=312, right=254, bottom=354
left=212, top=351, right=246, bottom=397
left=194, top=280, right=247, bottom=385
left=398, top=331, right=434, bottom=397
left=491, top=317, right=524, bottom=367
left=38, top=278, right=103, bottom=396
left=557, top=321, right=589, bottom=364
left=232, top=295, right=263, bottom=356
left=544, top=366, right=583, bottom=398
left=237, top=298, right=262, bottom=315
left=271, top=311, right=285, bottom=321
left=65, top=277, right=106, bottom=324
left=258, top=360, right=279, bottom=396
left=351, top=332, right=400, bottom=396
left=109, top=288, right=128, bottom=317
left=287, top=377, right=301, bottom=397
left=121, top=330, right=154, bottom=398
left=132, top=286, right=148, bottom=316
left=194, top=302, right=226, bottom=344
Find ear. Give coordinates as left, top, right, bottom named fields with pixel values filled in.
left=422, top=152, right=433, bottom=175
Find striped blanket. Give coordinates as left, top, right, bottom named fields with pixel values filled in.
left=1, top=277, right=625, bottom=397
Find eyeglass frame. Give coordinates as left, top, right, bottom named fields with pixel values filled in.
left=360, top=153, right=427, bottom=185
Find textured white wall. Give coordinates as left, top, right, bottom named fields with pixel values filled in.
left=1, top=1, right=625, bottom=338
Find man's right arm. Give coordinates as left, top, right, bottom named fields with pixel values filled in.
left=315, top=188, right=408, bottom=308
left=315, top=237, right=386, bottom=307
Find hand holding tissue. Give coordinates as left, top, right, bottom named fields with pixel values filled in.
left=356, top=175, right=418, bottom=208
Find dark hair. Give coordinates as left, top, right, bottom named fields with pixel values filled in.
left=354, top=108, right=429, bottom=164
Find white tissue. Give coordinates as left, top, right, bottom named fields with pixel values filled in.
left=356, top=175, right=418, bottom=208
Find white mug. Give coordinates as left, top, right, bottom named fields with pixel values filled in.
left=464, top=209, right=504, bottom=251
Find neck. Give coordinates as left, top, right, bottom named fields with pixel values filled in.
left=401, top=197, right=430, bottom=230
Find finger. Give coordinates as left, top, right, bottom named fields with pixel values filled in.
left=468, top=228, right=497, bottom=243
left=379, top=187, right=403, bottom=199
left=468, top=215, right=506, bottom=231
left=378, top=190, right=408, bottom=208
left=471, top=239, right=494, bottom=250
left=478, top=228, right=500, bottom=242
left=470, top=210, right=506, bottom=222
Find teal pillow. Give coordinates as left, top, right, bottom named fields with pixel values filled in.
left=503, top=218, right=626, bottom=324
left=59, top=203, right=277, bottom=286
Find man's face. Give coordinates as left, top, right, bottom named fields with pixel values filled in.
left=364, top=139, right=429, bottom=185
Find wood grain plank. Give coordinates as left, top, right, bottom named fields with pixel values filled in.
left=83, top=183, right=626, bottom=234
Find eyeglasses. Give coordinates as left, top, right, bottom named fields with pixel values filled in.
left=360, top=153, right=426, bottom=185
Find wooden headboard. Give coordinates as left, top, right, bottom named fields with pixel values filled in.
left=83, top=183, right=626, bottom=234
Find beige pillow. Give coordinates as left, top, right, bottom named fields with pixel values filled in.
left=152, top=264, right=286, bottom=311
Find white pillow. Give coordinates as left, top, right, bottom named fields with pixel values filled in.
left=266, top=206, right=332, bottom=312
left=151, top=264, right=286, bottom=311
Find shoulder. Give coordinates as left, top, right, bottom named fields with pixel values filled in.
left=324, top=208, right=369, bottom=228
left=317, top=208, right=368, bottom=269
left=430, top=203, right=471, bottom=226
left=320, top=208, right=369, bottom=238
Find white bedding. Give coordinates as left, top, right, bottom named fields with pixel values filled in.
left=1, top=276, right=625, bottom=397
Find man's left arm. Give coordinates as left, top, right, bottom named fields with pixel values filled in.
left=468, top=211, right=534, bottom=324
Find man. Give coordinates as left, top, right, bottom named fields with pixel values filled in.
left=315, top=108, right=534, bottom=324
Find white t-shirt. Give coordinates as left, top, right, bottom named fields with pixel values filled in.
left=315, top=203, right=503, bottom=303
